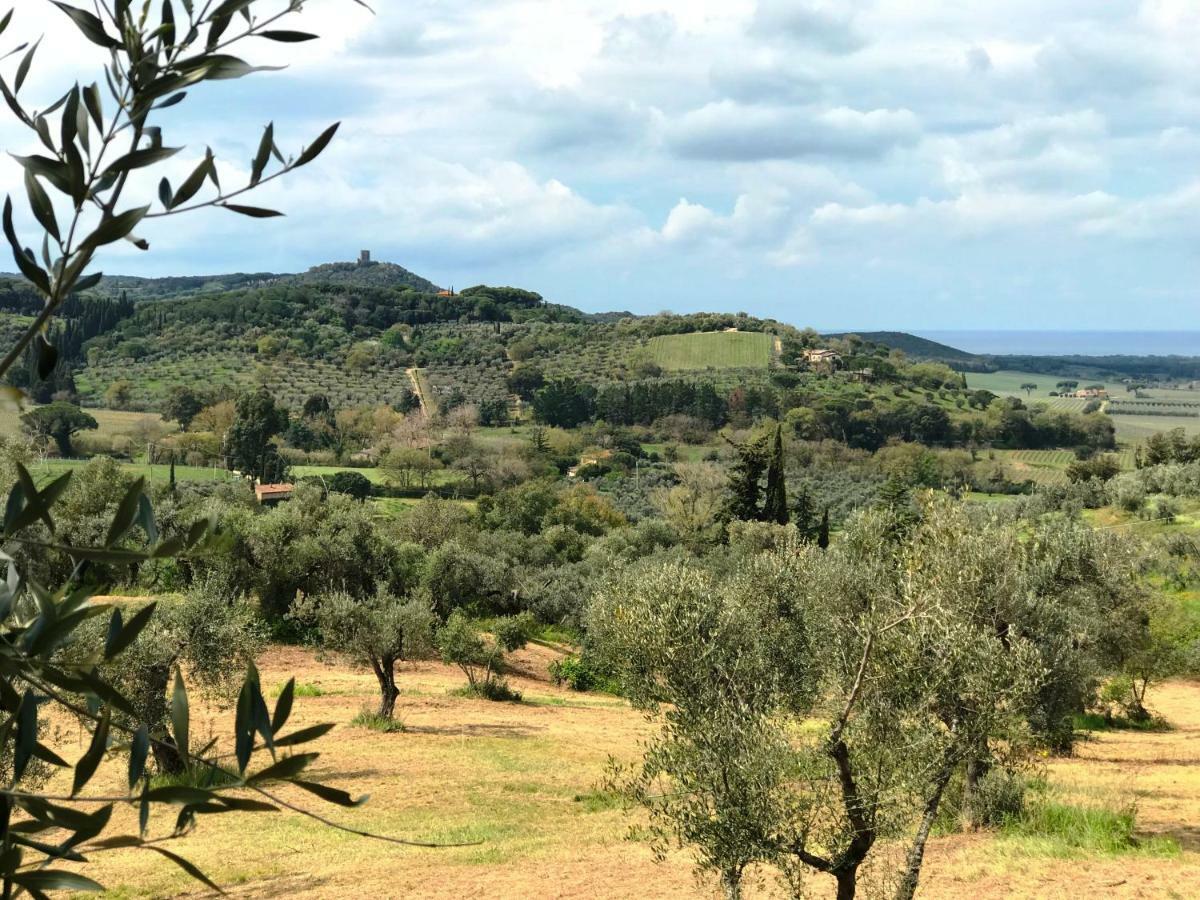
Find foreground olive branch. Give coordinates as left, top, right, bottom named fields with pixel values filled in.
left=0, top=464, right=475, bottom=896
left=0, top=2, right=472, bottom=895
left=0, top=0, right=367, bottom=384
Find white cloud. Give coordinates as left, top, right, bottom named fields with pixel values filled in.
left=0, top=0, right=1197, bottom=326
left=667, top=101, right=920, bottom=160
left=750, top=1, right=867, bottom=54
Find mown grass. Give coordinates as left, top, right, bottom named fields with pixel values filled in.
left=30, top=457, right=234, bottom=485
left=646, top=331, right=774, bottom=371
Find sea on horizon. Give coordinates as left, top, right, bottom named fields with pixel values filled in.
left=912, top=330, right=1200, bottom=357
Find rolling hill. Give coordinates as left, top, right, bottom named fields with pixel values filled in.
left=2, top=259, right=809, bottom=412
left=824, top=330, right=978, bottom=362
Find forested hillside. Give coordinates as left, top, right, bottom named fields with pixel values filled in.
left=2, top=259, right=1124, bottom=460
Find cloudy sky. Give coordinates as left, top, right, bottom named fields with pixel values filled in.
left=2, top=0, right=1199, bottom=329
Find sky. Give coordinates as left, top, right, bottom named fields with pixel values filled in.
left=2, top=0, right=1200, bottom=330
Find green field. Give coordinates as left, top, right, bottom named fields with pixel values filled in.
left=292, top=464, right=390, bottom=484
left=646, top=331, right=774, bottom=371
left=30, top=458, right=234, bottom=485
left=965, top=370, right=1124, bottom=401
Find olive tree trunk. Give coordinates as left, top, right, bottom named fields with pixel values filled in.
left=371, top=654, right=400, bottom=719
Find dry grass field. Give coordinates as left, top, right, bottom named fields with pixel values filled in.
left=44, top=642, right=1200, bottom=900
left=0, top=406, right=170, bottom=440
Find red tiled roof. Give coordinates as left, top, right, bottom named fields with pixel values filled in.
left=254, top=483, right=294, bottom=501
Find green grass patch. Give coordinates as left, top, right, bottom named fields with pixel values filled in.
left=349, top=709, right=406, bottom=733
left=150, top=764, right=241, bottom=791
left=572, top=789, right=623, bottom=813
left=292, top=464, right=388, bottom=484
left=29, top=457, right=234, bottom=485
left=646, top=331, right=773, bottom=371
left=997, top=796, right=1179, bottom=859
left=273, top=681, right=324, bottom=699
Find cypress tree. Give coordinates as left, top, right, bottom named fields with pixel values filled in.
left=763, top=424, right=789, bottom=525
left=727, top=432, right=768, bottom=522
left=817, top=507, right=830, bottom=549
left=793, top=487, right=815, bottom=540
left=168, top=454, right=177, bottom=491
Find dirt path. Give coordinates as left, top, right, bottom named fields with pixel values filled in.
left=405, top=366, right=429, bottom=416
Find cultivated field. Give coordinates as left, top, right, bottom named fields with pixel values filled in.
left=989, top=449, right=1137, bottom=486
left=646, top=331, right=774, bottom=371
left=51, top=644, right=1200, bottom=899
left=1112, top=415, right=1200, bottom=443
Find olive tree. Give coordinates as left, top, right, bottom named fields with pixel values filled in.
left=292, top=588, right=435, bottom=719
left=591, top=499, right=1045, bottom=900
left=437, top=610, right=534, bottom=701
left=91, top=572, right=266, bottom=774
left=0, top=2, right=464, bottom=894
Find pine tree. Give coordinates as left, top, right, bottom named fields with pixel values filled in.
left=762, top=424, right=789, bottom=525
left=168, top=454, right=177, bottom=492
left=817, top=507, right=830, bottom=549
left=878, top=475, right=911, bottom=511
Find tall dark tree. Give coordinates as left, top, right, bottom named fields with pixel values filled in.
left=163, top=385, right=205, bottom=431
left=226, top=388, right=289, bottom=481
left=817, top=507, right=830, bottom=549
left=793, top=487, right=816, bottom=540
left=726, top=433, right=769, bottom=522
left=532, top=378, right=596, bottom=428
left=762, top=424, right=789, bottom=525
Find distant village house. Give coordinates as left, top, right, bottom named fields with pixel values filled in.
left=803, top=348, right=841, bottom=371
left=1073, top=388, right=1109, bottom=400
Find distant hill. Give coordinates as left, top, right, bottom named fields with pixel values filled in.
left=286, top=260, right=442, bottom=293
left=94, top=272, right=280, bottom=299
left=824, top=331, right=978, bottom=362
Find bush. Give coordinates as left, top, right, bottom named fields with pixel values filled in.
left=456, top=680, right=523, bottom=702
left=972, top=769, right=1030, bottom=826
left=547, top=653, right=617, bottom=693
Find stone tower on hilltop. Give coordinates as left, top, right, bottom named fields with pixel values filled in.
left=358, top=250, right=371, bottom=265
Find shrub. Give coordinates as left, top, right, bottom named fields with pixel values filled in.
left=437, top=611, right=533, bottom=701
left=548, top=654, right=607, bottom=692
left=972, top=769, right=1031, bottom=826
